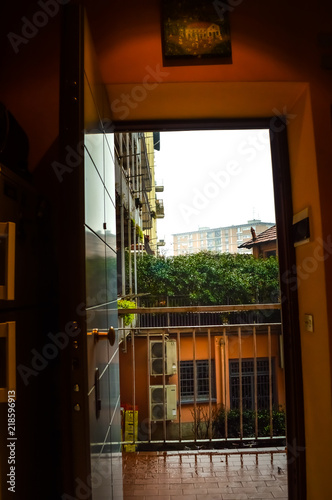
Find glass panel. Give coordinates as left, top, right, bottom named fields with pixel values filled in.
left=85, top=148, right=105, bottom=239
left=85, top=227, right=106, bottom=308
left=105, top=246, right=117, bottom=302
left=105, top=192, right=116, bottom=250
left=104, top=133, right=116, bottom=202
left=89, top=368, right=110, bottom=454
left=85, top=133, right=104, bottom=181
left=84, top=15, right=121, bottom=498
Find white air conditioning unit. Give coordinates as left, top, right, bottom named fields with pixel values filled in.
left=150, top=340, right=177, bottom=376
left=150, top=385, right=177, bottom=421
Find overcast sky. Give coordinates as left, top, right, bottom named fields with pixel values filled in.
left=154, top=130, right=276, bottom=254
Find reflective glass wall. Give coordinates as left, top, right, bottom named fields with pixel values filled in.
left=84, top=15, right=122, bottom=500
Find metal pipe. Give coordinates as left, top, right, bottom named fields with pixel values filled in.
left=223, top=327, right=228, bottom=440
left=133, top=223, right=137, bottom=297
left=208, top=328, right=212, bottom=442
left=238, top=326, right=243, bottom=440
left=119, top=134, right=126, bottom=297
left=128, top=208, right=132, bottom=296
left=147, top=331, right=151, bottom=443
left=162, top=332, right=166, bottom=442
left=120, top=435, right=285, bottom=445
left=177, top=330, right=182, bottom=442
left=193, top=328, right=197, bottom=443
left=118, top=304, right=281, bottom=315
left=132, top=329, right=136, bottom=446
left=268, top=325, right=273, bottom=438
left=253, top=326, right=258, bottom=439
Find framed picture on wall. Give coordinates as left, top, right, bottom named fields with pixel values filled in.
left=161, top=0, right=232, bottom=66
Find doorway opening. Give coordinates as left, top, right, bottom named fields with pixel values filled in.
left=115, top=121, right=305, bottom=499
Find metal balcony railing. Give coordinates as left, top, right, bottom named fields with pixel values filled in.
left=118, top=304, right=285, bottom=450
left=155, top=199, right=164, bottom=218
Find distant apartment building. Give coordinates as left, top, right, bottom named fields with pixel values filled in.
left=173, top=219, right=275, bottom=256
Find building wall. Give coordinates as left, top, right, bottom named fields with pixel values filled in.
left=144, top=132, right=158, bottom=252
left=119, top=332, right=285, bottom=433
left=173, top=220, right=274, bottom=256
left=253, top=241, right=278, bottom=259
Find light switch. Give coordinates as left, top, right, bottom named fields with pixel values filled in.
left=304, top=314, right=314, bottom=332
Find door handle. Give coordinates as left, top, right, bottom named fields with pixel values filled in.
left=87, top=327, right=116, bottom=346
left=0, top=322, right=16, bottom=403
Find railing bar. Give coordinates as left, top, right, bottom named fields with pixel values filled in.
left=121, top=435, right=286, bottom=445
left=167, top=296, right=170, bottom=327
left=238, top=326, right=243, bottom=441
left=193, top=328, right=197, bottom=443
left=118, top=322, right=282, bottom=331
left=268, top=325, right=273, bottom=439
left=147, top=331, right=151, bottom=443
left=162, top=332, right=167, bottom=442
left=177, top=330, right=182, bottom=442
left=123, top=320, right=127, bottom=351
left=132, top=329, right=136, bottom=445
left=253, top=326, right=258, bottom=439
left=223, top=327, right=228, bottom=440
left=208, top=328, right=212, bottom=442
left=118, top=304, right=281, bottom=315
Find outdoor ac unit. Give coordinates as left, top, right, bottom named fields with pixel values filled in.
left=150, top=385, right=177, bottom=421
left=150, top=340, right=177, bottom=375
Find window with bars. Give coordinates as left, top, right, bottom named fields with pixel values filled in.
left=229, top=358, right=275, bottom=410
left=180, top=360, right=216, bottom=403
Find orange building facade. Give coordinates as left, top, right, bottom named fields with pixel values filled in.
left=119, top=326, right=285, bottom=442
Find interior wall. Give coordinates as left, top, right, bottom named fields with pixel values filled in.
left=286, top=88, right=332, bottom=500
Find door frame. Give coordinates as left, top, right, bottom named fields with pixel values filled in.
left=113, top=117, right=306, bottom=500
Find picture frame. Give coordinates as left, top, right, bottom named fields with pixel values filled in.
left=161, top=0, right=232, bottom=66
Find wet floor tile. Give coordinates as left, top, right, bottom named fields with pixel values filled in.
left=122, top=448, right=288, bottom=499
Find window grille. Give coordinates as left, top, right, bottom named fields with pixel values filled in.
left=229, top=358, right=275, bottom=410
left=180, top=360, right=216, bottom=403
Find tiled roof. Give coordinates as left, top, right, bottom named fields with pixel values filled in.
left=238, top=225, right=277, bottom=249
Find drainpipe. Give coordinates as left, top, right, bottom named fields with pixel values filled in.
left=120, top=134, right=126, bottom=297
left=219, top=337, right=226, bottom=408
left=128, top=198, right=132, bottom=296
left=133, top=221, right=137, bottom=297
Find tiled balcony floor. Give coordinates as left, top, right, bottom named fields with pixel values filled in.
left=122, top=448, right=288, bottom=500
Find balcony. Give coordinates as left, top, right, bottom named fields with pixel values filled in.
left=117, top=303, right=288, bottom=499
left=140, top=133, right=152, bottom=192
left=156, top=199, right=165, bottom=218
left=118, top=304, right=284, bottom=444
left=142, top=190, right=153, bottom=230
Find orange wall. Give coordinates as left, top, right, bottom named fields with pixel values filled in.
left=119, top=333, right=285, bottom=425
